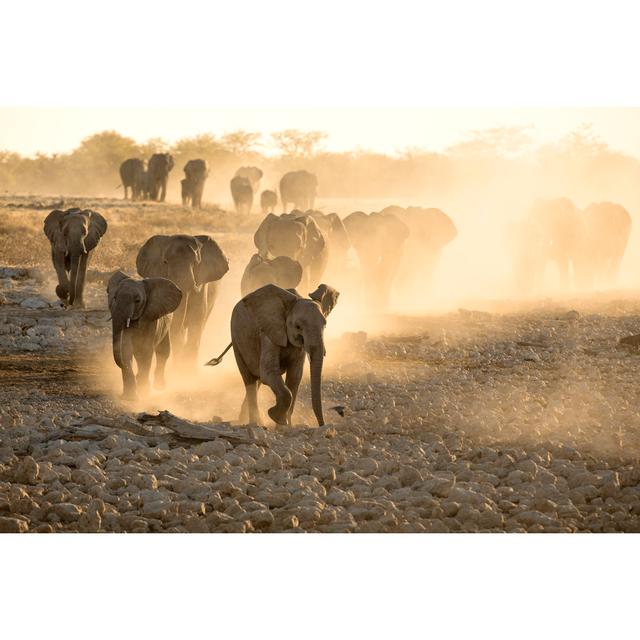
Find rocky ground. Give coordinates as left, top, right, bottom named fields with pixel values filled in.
left=1, top=197, right=640, bottom=533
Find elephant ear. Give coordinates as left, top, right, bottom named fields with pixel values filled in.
left=381, top=213, right=410, bottom=244
left=142, top=277, right=183, bottom=321
left=85, top=210, right=108, bottom=251
left=194, top=235, right=229, bottom=284
left=327, top=213, right=351, bottom=251
left=254, top=213, right=279, bottom=256
left=309, top=284, right=340, bottom=317
left=44, top=209, right=65, bottom=245
left=136, top=235, right=169, bottom=278
left=272, top=256, right=303, bottom=289
left=242, top=284, right=299, bottom=347
left=301, top=216, right=326, bottom=258
left=106, top=270, right=130, bottom=310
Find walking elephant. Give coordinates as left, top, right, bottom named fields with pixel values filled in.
left=213, top=283, right=339, bottom=426
left=234, top=166, right=263, bottom=194
left=182, top=159, right=209, bottom=208
left=306, top=210, right=352, bottom=276
left=260, top=190, right=278, bottom=214
left=119, top=158, right=146, bottom=201
left=43, top=208, right=108, bottom=308
left=528, top=198, right=585, bottom=290
left=136, top=234, right=229, bottom=365
left=147, top=153, right=174, bottom=202
left=107, top=271, right=182, bottom=399
left=253, top=212, right=328, bottom=291
left=343, top=210, right=409, bottom=310
left=394, top=206, right=458, bottom=293
left=240, top=254, right=303, bottom=297
left=230, top=176, right=253, bottom=214
left=280, top=170, right=318, bottom=212
left=580, top=202, right=631, bottom=287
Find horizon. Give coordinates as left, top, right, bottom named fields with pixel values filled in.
left=2, top=107, right=640, bottom=158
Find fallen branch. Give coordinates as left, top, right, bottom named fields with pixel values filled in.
left=137, top=411, right=257, bottom=444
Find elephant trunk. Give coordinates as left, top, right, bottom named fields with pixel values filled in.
left=308, top=343, right=325, bottom=426
left=111, top=304, right=134, bottom=369
left=68, top=253, right=81, bottom=305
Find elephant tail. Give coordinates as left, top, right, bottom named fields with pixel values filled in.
left=115, top=183, right=122, bottom=190
left=205, top=342, right=233, bottom=366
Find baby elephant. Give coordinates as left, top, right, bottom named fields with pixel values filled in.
left=107, top=271, right=182, bottom=400
left=260, top=189, right=277, bottom=214
left=223, top=283, right=339, bottom=426
left=240, top=254, right=303, bottom=297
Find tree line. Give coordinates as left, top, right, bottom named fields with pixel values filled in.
left=0, top=125, right=638, bottom=210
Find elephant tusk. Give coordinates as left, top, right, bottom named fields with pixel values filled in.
left=126, top=317, right=131, bottom=328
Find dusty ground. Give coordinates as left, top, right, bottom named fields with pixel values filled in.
left=1, top=195, right=640, bottom=533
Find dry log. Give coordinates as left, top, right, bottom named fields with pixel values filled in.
left=137, top=411, right=256, bottom=444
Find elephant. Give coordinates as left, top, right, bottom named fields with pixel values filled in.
left=218, top=283, right=339, bottom=426
left=240, top=254, right=303, bottom=297
left=43, top=208, right=108, bottom=308
left=234, top=166, right=263, bottom=194
left=147, top=153, right=174, bottom=202
left=306, top=210, right=352, bottom=275
left=107, top=271, right=182, bottom=400
left=136, top=234, right=229, bottom=365
left=230, top=176, right=254, bottom=215
left=119, top=158, right=146, bottom=201
left=260, top=189, right=278, bottom=214
left=280, top=170, right=318, bottom=212
left=393, top=206, right=458, bottom=294
left=527, top=198, right=585, bottom=290
left=343, top=210, right=409, bottom=310
left=253, top=211, right=328, bottom=291
left=580, top=202, right=631, bottom=287
left=182, top=159, right=209, bottom=208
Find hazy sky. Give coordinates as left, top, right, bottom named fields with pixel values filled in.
left=1, top=107, right=639, bottom=157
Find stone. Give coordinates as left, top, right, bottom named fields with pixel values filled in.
left=255, top=451, right=283, bottom=472
left=52, top=503, right=83, bottom=522
left=399, top=465, right=423, bottom=487
left=326, top=488, right=356, bottom=507
left=354, top=457, right=379, bottom=476
left=132, top=474, right=158, bottom=490
left=0, top=517, right=29, bottom=533
left=14, top=455, right=40, bottom=484
left=424, top=475, right=455, bottom=498
left=20, top=296, right=49, bottom=309
left=248, top=510, right=275, bottom=530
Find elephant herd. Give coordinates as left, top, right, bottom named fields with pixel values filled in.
left=119, top=157, right=318, bottom=217
left=42, top=186, right=633, bottom=427
left=41, top=194, right=457, bottom=427
left=511, top=198, right=632, bottom=293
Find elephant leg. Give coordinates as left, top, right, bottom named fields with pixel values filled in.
left=135, top=342, right=153, bottom=397
left=154, top=332, right=170, bottom=390
left=184, top=289, right=209, bottom=365
left=170, top=294, right=189, bottom=360
left=160, top=178, right=167, bottom=202
left=284, top=356, right=304, bottom=425
left=51, top=248, right=70, bottom=302
left=244, top=381, right=261, bottom=425
left=260, top=346, right=292, bottom=426
left=73, top=252, right=89, bottom=308
left=234, top=348, right=261, bottom=424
